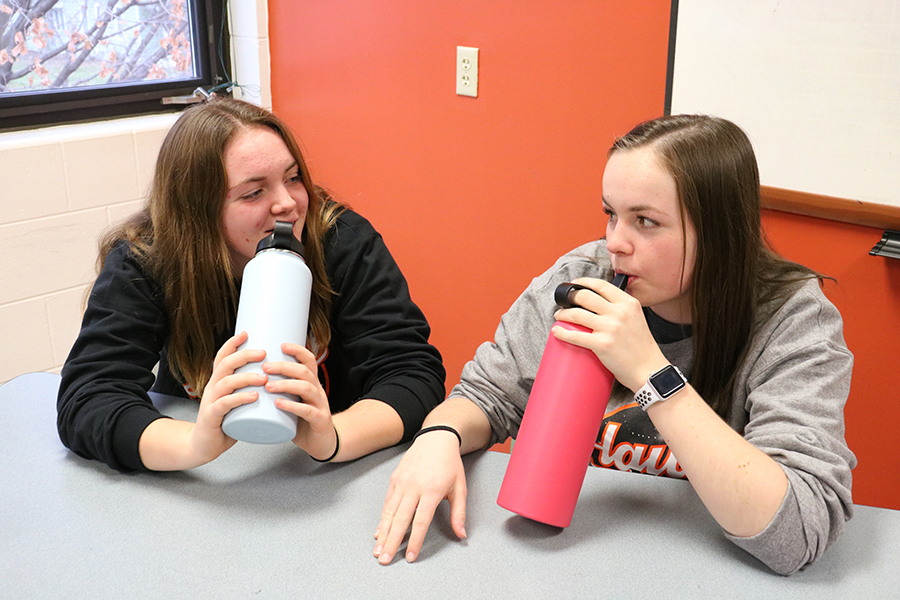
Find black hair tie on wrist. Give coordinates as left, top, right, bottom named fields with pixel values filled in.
left=310, top=425, right=340, bottom=463
left=413, top=425, right=462, bottom=447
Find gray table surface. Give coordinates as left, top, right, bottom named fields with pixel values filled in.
left=2, top=372, right=898, bottom=599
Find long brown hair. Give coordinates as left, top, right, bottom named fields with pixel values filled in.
left=97, top=98, right=345, bottom=393
left=610, top=115, right=821, bottom=417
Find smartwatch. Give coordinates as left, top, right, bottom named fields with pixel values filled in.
left=635, top=364, right=687, bottom=411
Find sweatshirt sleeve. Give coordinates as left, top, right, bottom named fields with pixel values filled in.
left=725, top=281, right=856, bottom=575
left=451, top=241, right=613, bottom=446
left=56, top=243, right=170, bottom=472
left=324, top=211, right=446, bottom=441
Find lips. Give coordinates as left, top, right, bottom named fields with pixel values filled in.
left=615, top=271, right=636, bottom=290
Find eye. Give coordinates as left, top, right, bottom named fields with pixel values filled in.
left=636, top=215, right=658, bottom=228
left=603, top=206, right=616, bottom=222
left=240, top=188, right=263, bottom=201
left=285, top=165, right=303, bottom=185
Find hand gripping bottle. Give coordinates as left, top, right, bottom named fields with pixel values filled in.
left=222, top=221, right=313, bottom=445
left=496, top=274, right=628, bottom=527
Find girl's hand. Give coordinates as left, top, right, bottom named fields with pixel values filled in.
left=190, top=331, right=267, bottom=464
left=264, top=342, right=338, bottom=461
left=374, top=429, right=468, bottom=564
left=551, top=277, right=668, bottom=392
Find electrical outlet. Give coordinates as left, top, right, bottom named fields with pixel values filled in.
left=456, top=46, right=479, bottom=97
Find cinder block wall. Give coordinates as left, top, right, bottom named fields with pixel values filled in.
left=0, top=114, right=176, bottom=383
left=0, top=0, right=270, bottom=385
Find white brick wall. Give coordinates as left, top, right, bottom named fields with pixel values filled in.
left=228, top=0, right=272, bottom=108
left=0, top=0, right=269, bottom=384
left=0, top=114, right=176, bottom=383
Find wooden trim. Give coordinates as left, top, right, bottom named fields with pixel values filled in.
left=761, top=186, right=900, bottom=231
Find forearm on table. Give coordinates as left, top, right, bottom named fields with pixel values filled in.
left=421, top=396, right=493, bottom=455
left=138, top=418, right=227, bottom=471
left=647, top=385, right=788, bottom=538
left=330, top=399, right=405, bottom=462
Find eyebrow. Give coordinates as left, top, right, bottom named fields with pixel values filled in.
left=228, top=161, right=299, bottom=193
left=602, top=198, right=663, bottom=214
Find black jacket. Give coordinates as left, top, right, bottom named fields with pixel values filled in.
left=57, top=209, right=445, bottom=472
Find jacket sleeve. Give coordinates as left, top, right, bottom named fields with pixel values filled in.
left=324, top=211, right=446, bottom=441
left=725, top=281, right=856, bottom=575
left=451, top=241, right=613, bottom=446
left=57, top=243, right=170, bottom=472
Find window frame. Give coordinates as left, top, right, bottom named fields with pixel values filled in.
left=0, top=0, right=231, bottom=132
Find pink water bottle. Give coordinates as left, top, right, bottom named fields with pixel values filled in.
left=497, top=274, right=627, bottom=527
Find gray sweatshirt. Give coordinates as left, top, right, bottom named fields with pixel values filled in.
left=450, top=240, right=855, bottom=575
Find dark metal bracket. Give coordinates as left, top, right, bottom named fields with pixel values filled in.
left=870, top=230, right=900, bottom=259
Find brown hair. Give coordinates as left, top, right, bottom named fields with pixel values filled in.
left=610, top=115, right=821, bottom=417
left=97, top=98, right=344, bottom=393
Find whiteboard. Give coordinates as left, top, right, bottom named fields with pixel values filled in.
left=670, top=0, right=900, bottom=207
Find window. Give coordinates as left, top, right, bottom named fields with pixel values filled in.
left=0, top=0, right=230, bottom=131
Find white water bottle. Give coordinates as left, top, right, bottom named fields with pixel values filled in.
left=222, top=221, right=313, bottom=444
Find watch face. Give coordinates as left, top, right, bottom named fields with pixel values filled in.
left=651, top=365, right=687, bottom=397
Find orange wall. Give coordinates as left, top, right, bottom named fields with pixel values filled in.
left=269, top=0, right=672, bottom=390
left=761, top=210, right=900, bottom=510
left=267, top=1, right=897, bottom=510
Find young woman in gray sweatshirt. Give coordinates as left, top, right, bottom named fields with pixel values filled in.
left=373, top=115, right=855, bottom=575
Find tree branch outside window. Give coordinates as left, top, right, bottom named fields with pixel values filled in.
left=0, top=0, right=196, bottom=94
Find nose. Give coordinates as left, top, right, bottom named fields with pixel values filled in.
left=271, top=184, right=296, bottom=215
left=605, top=219, right=632, bottom=256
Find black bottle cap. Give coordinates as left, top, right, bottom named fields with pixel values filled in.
left=255, top=220, right=306, bottom=258
left=554, top=283, right=588, bottom=309
left=554, top=274, right=628, bottom=309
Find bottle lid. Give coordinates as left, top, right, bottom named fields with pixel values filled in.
left=554, top=283, right=587, bottom=309
left=554, top=274, right=628, bottom=309
left=255, top=221, right=306, bottom=258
